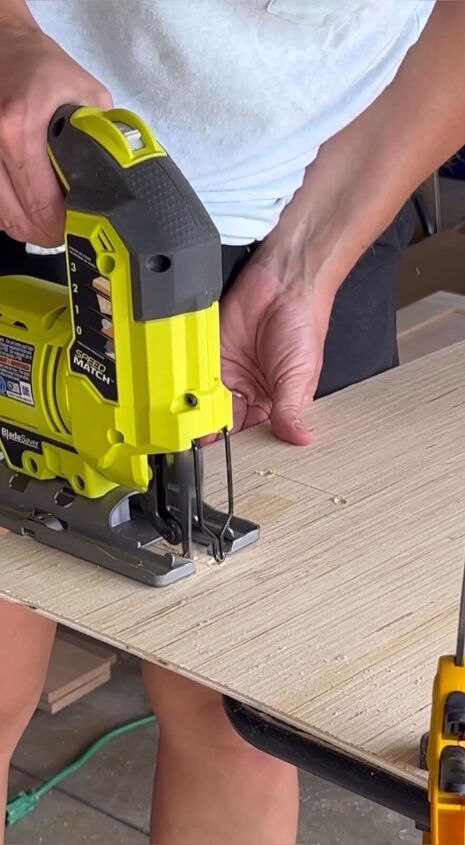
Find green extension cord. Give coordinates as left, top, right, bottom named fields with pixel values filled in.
left=6, top=714, right=155, bottom=828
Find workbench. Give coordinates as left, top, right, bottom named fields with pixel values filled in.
left=2, top=337, right=465, bottom=832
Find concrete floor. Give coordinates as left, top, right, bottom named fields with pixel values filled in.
left=6, top=656, right=420, bottom=845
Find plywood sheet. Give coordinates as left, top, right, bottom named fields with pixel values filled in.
left=2, top=342, right=465, bottom=787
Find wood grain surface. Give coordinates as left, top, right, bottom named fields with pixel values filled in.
left=2, top=341, right=465, bottom=786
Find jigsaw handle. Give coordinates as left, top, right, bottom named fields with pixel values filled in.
left=34, top=104, right=232, bottom=494
left=47, top=104, right=222, bottom=320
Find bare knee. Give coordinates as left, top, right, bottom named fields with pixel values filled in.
left=142, top=661, right=277, bottom=769
left=142, top=661, right=234, bottom=744
left=0, top=601, right=56, bottom=759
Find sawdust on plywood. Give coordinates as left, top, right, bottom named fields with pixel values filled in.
left=331, top=495, right=349, bottom=506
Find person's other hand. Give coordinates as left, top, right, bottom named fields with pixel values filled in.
left=0, top=16, right=112, bottom=247
left=219, top=257, right=334, bottom=445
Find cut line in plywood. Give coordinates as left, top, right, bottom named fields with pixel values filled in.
left=398, top=291, right=465, bottom=364
left=1, top=342, right=465, bottom=786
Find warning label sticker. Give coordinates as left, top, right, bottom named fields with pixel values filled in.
left=0, top=336, right=34, bottom=406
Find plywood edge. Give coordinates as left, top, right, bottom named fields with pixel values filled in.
left=2, top=592, right=426, bottom=789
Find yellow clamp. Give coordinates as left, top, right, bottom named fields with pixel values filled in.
left=425, top=655, right=465, bottom=844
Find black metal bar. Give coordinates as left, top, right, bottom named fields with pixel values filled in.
left=455, top=561, right=465, bottom=666
left=223, top=696, right=430, bottom=831
left=176, top=453, right=193, bottom=559
left=192, top=440, right=221, bottom=560
left=217, top=427, right=233, bottom=561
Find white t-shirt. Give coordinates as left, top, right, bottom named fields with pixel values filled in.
left=27, top=0, right=435, bottom=245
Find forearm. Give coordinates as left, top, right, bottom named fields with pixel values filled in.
left=264, top=1, right=465, bottom=299
left=0, top=0, right=37, bottom=25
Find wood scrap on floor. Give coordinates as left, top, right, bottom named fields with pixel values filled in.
left=38, top=629, right=118, bottom=714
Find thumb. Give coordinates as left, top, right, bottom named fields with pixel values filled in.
left=270, top=374, right=312, bottom=445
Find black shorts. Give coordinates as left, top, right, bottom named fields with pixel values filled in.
left=0, top=201, right=413, bottom=398
left=222, top=202, right=413, bottom=398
